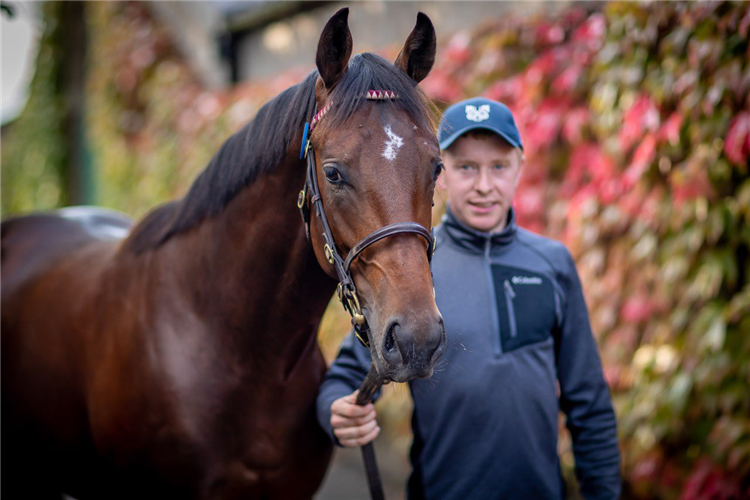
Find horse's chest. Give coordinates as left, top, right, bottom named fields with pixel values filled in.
left=172, top=355, right=326, bottom=464
left=193, top=377, right=331, bottom=497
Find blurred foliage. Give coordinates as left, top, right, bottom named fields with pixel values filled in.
left=2, top=1, right=67, bottom=214
left=2, top=1, right=749, bottom=498
left=85, top=2, right=305, bottom=219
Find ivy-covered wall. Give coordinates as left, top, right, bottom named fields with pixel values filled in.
left=1, top=2, right=748, bottom=498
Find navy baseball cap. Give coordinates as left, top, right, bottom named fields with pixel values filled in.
left=438, top=97, right=523, bottom=151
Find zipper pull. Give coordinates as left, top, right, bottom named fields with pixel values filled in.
left=504, top=279, right=516, bottom=299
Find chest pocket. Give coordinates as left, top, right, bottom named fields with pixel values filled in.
left=491, top=265, right=558, bottom=353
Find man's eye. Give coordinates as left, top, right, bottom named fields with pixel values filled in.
left=460, top=164, right=473, bottom=171
left=494, top=163, right=507, bottom=170
left=323, top=167, right=343, bottom=184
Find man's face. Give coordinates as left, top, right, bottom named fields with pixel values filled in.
left=439, top=133, right=523, bottom=233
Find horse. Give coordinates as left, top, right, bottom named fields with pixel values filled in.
left=1, top=9, right=446, bottom=499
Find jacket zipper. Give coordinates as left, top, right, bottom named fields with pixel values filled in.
left=485, top=238, right=502, bottom=356
left=504, top=280, right=518, bottom=338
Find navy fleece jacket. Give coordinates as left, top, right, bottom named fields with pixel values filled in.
left=316, top=207, right=621, bottom=499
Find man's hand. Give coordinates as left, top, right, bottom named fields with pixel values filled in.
left=330, top=390, right=380, bottom=447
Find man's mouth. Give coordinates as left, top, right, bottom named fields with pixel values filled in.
left=468, top=201, right=498, bottom=214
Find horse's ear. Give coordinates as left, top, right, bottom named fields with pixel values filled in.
left=316, top=8, right=353, bottom=90
left=395, top=12, right=436, bottom=84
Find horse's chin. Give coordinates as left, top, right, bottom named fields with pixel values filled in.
left=387, top=367, right=434, bottom=383
left=371, top=352, right=434, bottom=383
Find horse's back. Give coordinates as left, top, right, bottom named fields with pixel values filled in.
left=1, top=205, right=133, bottom=376
left=2, top=206, right=132, bottom=293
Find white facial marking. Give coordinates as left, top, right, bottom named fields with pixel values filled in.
left=413, top=125, right=418, bottom=130
left=382, top=125, right=403, bottom=161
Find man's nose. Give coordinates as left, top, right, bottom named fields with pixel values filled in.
left=474, top=167, right=492, bottom=193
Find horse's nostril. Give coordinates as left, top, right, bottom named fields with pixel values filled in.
left=385, top=323, right=398, bottom=352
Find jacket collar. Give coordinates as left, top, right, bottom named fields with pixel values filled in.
left=441, top=205, right=517, bottom=254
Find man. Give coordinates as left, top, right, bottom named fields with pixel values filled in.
left=316, top=97, right=621, bottom=499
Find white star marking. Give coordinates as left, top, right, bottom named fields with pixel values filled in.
left=382, top=125, right=403, bottom=161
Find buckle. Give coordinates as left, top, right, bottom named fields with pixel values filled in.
left=354, top=327, right=370, bottom=348
left=324, top=244, right=335, bottom=265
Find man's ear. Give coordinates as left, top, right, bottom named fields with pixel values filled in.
left=514, top=151, right=525, bottom=188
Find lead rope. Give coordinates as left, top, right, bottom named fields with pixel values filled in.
left=356, top=365, right=387, bottom=500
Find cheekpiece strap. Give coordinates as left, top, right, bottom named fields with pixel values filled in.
left=309, top=102, right=332, bottom=132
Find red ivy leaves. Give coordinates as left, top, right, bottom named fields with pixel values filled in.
left=562, top=143, right=617, bottom=199
left=571, top=12, right=606, bottom=51
left=724, top=111, right=750, bottom=167
left=561, top=107, right=590, bottom=145
left=659, top=112, right=683, bottom=147
left=623, top=133, right=657, bottom=190
left=535, top=22, right=565, bottom=47
left=619, top=95, right=661, bottom=153
left=422, top=68, right=463, bottom=105
left=485, top=75, right=524, bottom=107
left=680, top=458, right=746, bottom=500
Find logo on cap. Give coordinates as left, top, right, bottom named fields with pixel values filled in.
left=465, top=104, right=490, bottom=123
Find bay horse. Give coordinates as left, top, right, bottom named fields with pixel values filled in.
left=1, top=9, right=445, bottom=499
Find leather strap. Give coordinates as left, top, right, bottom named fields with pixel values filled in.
left=356, top=365, right=387, bottom=500
left=343, top=222, right=434, bottom=273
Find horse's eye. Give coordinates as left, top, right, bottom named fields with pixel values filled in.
left=323, top=166, right=343, bottom=184
left=433, top=162, right=444, bottom=181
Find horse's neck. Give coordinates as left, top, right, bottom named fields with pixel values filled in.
left=154, top=153, right=335, bottom=373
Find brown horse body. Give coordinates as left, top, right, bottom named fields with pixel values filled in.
left=2, top=9, right=443, bottom=499
left=3, top=156, right=334, bottom=499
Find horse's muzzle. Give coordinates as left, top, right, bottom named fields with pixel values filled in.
left=379, top=314, right=446, bottom=382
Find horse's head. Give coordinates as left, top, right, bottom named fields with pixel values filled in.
left=306, top=9, right=445, bottom=382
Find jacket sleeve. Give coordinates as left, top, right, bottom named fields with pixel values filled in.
left=316, top=329, right=379, bottom=445
left=556, top=248, right=622, bottom=500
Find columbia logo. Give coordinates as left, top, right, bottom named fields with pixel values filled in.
left=512, top=276, right=542, bottom=285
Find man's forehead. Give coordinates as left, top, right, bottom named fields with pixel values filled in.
left=442, top=133, right=519, bottom=156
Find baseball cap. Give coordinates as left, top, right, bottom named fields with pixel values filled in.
left=438, top=97, right=523, bottom=151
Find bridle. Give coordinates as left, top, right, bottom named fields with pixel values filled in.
left=297, top=91, right=435, bottom=349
